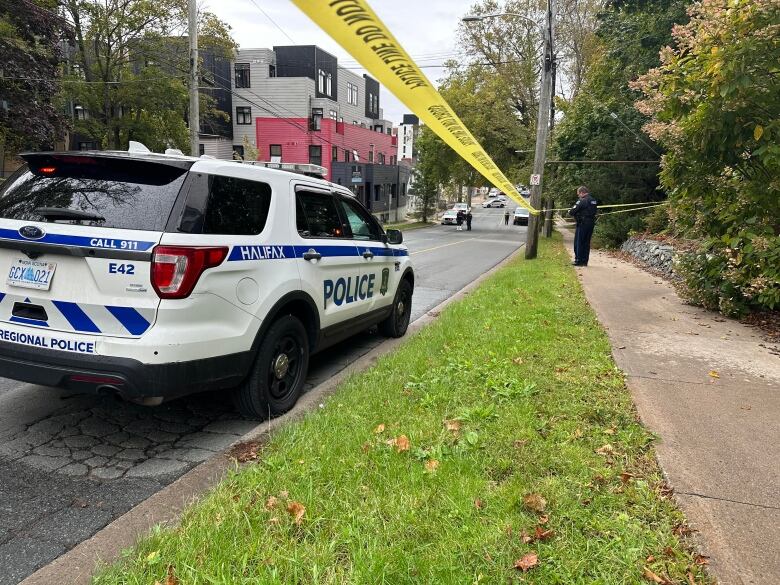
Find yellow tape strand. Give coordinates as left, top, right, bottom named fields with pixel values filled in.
left=288, top=0, right=539, bottom=214
left=551, top=201, right=669, bottom=212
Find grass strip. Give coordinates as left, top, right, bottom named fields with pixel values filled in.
left=384, top=220, right=433, bottom=231
left=94, top=234, right=707, bottom=585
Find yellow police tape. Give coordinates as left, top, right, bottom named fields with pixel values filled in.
left=289, top=0, right=539, bottom=214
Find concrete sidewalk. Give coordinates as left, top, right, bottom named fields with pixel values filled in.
left=559, top=227, right=780, bottom=585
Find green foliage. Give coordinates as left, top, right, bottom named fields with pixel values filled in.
left=409, top=127, right=442, bottom=223
left=635, top=0, right=780, bottom=315
left=0, top=0, right=69, bottom=153
left=593, top=213, right=647, bottom=249
left=550, top=0, right=689, bottom=242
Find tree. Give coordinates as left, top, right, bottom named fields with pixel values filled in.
left=60, top=0, right=235, bottom=153
left=550, top=0, right=690, bottom=246
left=634, top=0, right=780, bottom=315
left=410, top=127, right=446, bottom=223
left=0, top=0, right=69, bottom=160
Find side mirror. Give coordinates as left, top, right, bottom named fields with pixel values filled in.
left=386, top=229, right=403, bottom=245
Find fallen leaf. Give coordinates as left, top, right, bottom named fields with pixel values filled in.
left=573, top=428, right=583, bottom=438
left=537, top=514, right=549, bottom=525
left=522, top=493, right=547, bottom=512
left=694, top=554, right=710, bottom=566
left=395, top=435, right=410, bottom=452
left=265, top=496, right=278, bottom=510
left=512, top=357, right=524, bottom=365
left=620, top=472, right=634, bottom=484
left=425, top=459, right=439, bottom=471
left=514, top=552, right=539, bottom=572
left=287, top=501, right=305, bottom=525
left=374, top=423, right=386, bottom=434
left=643, top=567, right=665, bottom=583
left=646, top=555, right=656, bottom=563
left=268, top=516, right=280, bottom=525
left=279, top=490, right=289, bottom=500
left=513, top=439, right=529, bottom=448
left=361, top=442, right=371, bottom=453
left=474, top=498, right=484, bottom=510
left=687, top=572, right=696, bottom=585
left=604, top=427, right=616, bottom=435
left=708, top=370, right=720, bottom=379
left=444, top=419, right=461, bottom=434
left=165, top=565, right=179, bottom=585
left=520, top=530, right=533, bottom=543
left=534, top=526, right=555, bottom=541
left=618, top=345, right=627, bottom=349
left=595, top=444, right=615, bottom=456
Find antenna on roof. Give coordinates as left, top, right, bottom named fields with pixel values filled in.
left=128, top=141, right=151, bottom=153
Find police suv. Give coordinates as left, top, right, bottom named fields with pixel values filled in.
left=0, top=146, right=413, bottom=419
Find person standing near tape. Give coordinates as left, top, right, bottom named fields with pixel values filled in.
left=568, top=186, right=598, bottom=266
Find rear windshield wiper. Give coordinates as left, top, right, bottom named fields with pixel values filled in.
left=34, top=207, right=106, bottom=222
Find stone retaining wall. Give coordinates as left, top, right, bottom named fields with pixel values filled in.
left=621, top=237, right=678, bottom=276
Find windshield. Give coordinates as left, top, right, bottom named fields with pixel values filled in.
left=0, top=155, right=190, bottom=231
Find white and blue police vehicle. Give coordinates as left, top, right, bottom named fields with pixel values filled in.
left=0, top=146, right=413, bottom=418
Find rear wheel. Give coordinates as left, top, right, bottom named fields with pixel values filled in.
left=380, top=279, right=413, bottom=338
left=234, top=315, right=309, bottom=420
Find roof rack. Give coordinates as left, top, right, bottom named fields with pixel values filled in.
left=239, top=160, right=327, bottom=178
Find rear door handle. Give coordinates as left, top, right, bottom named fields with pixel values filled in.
left=303, top=249, right=322, bottom=261
left=362, top=250, right=374, bottom=259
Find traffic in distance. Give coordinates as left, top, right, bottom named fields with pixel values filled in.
left=0, top=145, right=414, bottom=419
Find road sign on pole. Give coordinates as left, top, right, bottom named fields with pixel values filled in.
left=530, top=174, right=541, bottom=186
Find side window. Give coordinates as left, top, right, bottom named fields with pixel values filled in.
left=202, top=176, right=271, bottom=235
left=296, top=191, right=345, bottom=238
left=338, top=197, right=382, bottom=241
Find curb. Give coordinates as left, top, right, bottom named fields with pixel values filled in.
left=21, top=244, right=525, bottom=585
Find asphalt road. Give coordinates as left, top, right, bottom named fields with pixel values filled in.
left=0, top=205, right=526, bottom=584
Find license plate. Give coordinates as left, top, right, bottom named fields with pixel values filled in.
left=6, top=258, right=57, bottom=291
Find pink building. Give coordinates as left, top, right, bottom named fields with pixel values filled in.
left=254, top=117, right=398, bottom=181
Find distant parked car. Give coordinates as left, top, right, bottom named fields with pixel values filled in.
left=441, top=210, right=458, bottom=225
left=482, top=199, right=505, bottom=208
left=451, top=202, right=470, bottom=214
left=513, top=207, right=529, bottom=225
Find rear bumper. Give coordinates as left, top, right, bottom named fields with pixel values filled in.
left=0, top=340, right=253, bottom=399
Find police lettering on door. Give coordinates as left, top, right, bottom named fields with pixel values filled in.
left=324, top=274, right=375, bottom=308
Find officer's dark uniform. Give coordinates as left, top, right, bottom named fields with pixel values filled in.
left=568, top=194, right=598, bottom=266
left=466, top=211, right=472, bottom=231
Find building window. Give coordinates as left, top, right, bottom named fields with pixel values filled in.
left=338, top=116, right=343, bottom=123
left=374, top=124, right=383, bottom=133
left=368, top=149, right=374, bottom=163
left=236, top=106, right=252, bottom=125
left=269, top=64, right=276, bottom=78
left=332, top=146, right=338, bottom=162
left=198, top=144, right=205, bottom=156
left=77, top=141, right=96, bottom=151
left=270, top=144, right=282, bottom=160
left=318, top=70, right=331, bottom=95
left=374, top=184, right=381, bottom=202
left=309, top=145, right=322, bottom=166
left=234, top=63, right=250, bottom=88
left=329, top=110, right=338, bottom=120
left=378, top=153, right=385, bottom=165
left=74, top=104, right=87, bottom=120
left=310, top=107, right=323, bottom=131
left=233, top=145, right=245, bottom=160
left=347, top=82, right=359, bottom=105
left=344, top=149, right=351, bottom=162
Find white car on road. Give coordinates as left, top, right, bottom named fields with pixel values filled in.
left=0, top=147, right=414, bottom=419
left=440, top=210, right=458, bottom=225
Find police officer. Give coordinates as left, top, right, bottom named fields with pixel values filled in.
left=465, top=210, right=473, bottom=231
left=568, top=185, right=598, bottom=266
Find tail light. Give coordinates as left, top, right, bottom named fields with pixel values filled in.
left=151, top=246, right=228, bottom=299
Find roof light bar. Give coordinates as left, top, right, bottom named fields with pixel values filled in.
left=240, top=161, right=327, bottom=177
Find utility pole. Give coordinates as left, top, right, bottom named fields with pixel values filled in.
left=525, top=0, right=554, bottom=259
left=543, top=51, right=557, bottom=238
left=188, top=0, right=199, bottom=157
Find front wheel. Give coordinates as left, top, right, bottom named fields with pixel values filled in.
left=234, top=315, right=309, bottom=420
left=380, top=279, right=413, bottom=338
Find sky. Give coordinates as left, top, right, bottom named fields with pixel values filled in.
left=204, top=0, right=477, bottom=124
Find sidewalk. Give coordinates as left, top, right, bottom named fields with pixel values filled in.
left=560, top=227, right=780, bottom=585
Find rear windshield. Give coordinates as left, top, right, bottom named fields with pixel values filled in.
left=0, top=155, right=190, bottom=231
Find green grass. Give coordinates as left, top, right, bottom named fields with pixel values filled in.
left=94, top=234, right=706, bottom=585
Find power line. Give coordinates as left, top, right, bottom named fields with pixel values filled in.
left=0, top=75, right=187, bottom=84
left=245, top=0, right=297, bottom=45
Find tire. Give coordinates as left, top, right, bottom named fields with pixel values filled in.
left=380, top=279, right=413, bottom=338
left=234, top=315, right=309, bottom=420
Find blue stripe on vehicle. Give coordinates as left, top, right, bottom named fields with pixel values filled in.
left=227, top=245, right=296, bottom=262
left=105, top=306, right=150, bottom=335
left=10, top=316, right=49, bottom=327
left=0, top=228, right=155, bottom=252
left=226, top=244, right=407, bottom=262
left=52, top=301, right=102, bottom=334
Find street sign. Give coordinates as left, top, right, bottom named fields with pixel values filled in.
left=530, top=174, right=541, bottom=186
